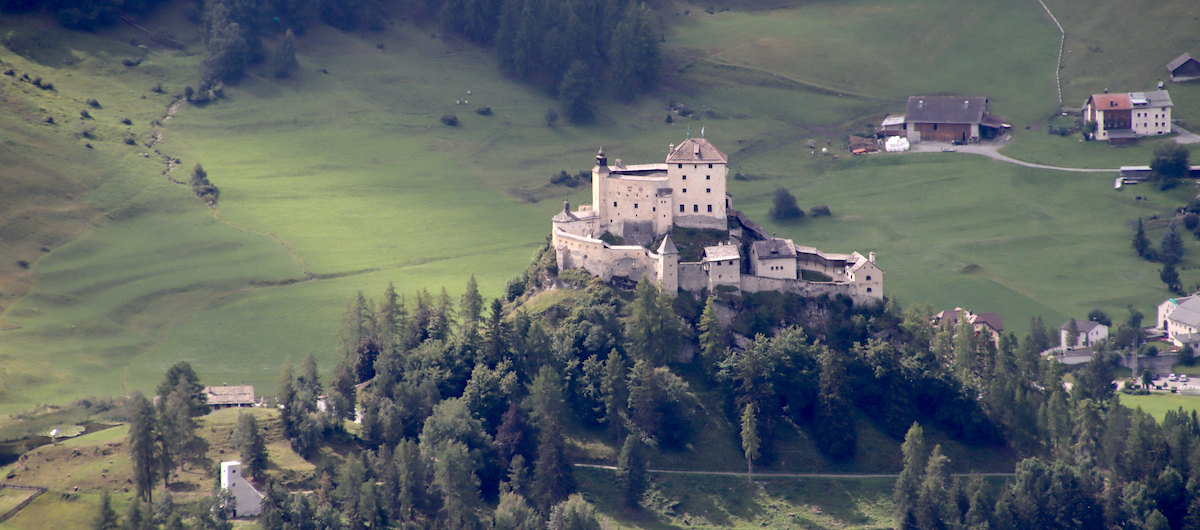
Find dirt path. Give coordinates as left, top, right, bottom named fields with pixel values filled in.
left=574, top=463, right=1015, bottom=478
left=907, top=140, right=1117, bottom=173
left=1173, top=124, right=1200, bottom=145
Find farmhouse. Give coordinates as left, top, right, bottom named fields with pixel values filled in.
left=204, top=385, right=256, bottom=409
left=1167, top=53, right=1200, bottom=83
left=930, top=307, right=1004, bottom=344
left=900, top=96, right=1007, bottom=143
left=1082, top=90, right=1172, bottom=144
left=551, top=138, right=882, bottom=304
left=1059, top=319, right=1108, bottom=350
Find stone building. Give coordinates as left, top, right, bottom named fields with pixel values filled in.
left=220, top=461, right=264, bottom=516
left=550, top=137, right=883, bottom=305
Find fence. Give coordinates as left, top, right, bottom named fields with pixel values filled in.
left=0, top=483, right=48, bottom=522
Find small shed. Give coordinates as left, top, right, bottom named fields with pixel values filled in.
left=205, top=385, right=256, bottom=409
left=1167, top=53, right=1200, bottom=83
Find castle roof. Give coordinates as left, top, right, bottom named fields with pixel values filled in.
left=753, top=238, right=796, bottom=259
left=666, top=138, right=728, bottom=164
left=552, top=200, right=579, bottom=223
left=658, top=233, right=678, bottom=255
left=704, top=245, right=740, bottom=261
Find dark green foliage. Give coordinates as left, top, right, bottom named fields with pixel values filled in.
left=156, top=361, right=209, bottom=416
left=201, top=4, right=250, bottom=85
left=815, top=348, right=856, bottom=459
left=1162, top=262, right=1182, bottom=292
left=475, top=106, right=492, bottom=115
left=544, top=107, right=558, bottom=127
left=626, top=276, right=682, bottom=365
left=616, top=434, right=647, bottom=507
left=1151, top=143, right=1191, bottom=189
left=1160, top=225, right=1185, bottom=265
left=1180, top=344, right=1195, bottom=366
left=558, top=61, right=594, bottom=124
left=548, top=494, right=602, bottom=530
left=769, top=188, right=803, bottom=220
left=810, top=205, right=832, bottom=217
left=128, top=392, right=159, bottom=502
left=93, top=490, right=120, bottom=530
left=1134, top=218, right=1152, bottom=259
left=329, top=359, right=357, bottom=421
left=532, top=420, right=574, bottom=512
left=272, top=29, right=298, bottom=78
left=353, top=337, right=379, bottom=383
left=441, top=114, right=459, bottom=126
left=189, top=164, right=219, bottom=205
left=627, top=360, right=694, bottom=448
left=233, top=413, right=268, bottom=482
left=1088, top=309, right=1112, bottom=326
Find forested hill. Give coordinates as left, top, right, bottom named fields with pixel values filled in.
left=0, top=0, right=662, bottom=120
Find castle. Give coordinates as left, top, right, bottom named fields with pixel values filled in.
left=550, top=138, right=883, bottom=305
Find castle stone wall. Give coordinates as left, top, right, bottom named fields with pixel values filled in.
left=679, top=262, right=708, bottom=292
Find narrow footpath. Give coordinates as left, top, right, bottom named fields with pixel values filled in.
left=908, top=140, right=1115, bottom=173
left=574, top=463, right=1015, bottom=478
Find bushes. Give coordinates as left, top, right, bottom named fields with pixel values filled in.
left=189, top=164, right=219, bottom=206
left=475, top=106, right=492, bottom=116
left=769, top=188, right=803, bottom=220
left=810, top=205, right=832, bottom=217
left=440, top=114, right=459, bottom=126
left=549, top=170, right=590, bottom=187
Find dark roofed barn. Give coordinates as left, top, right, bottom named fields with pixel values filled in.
left=1168, top=53, right=1200, bottom=83
left=904, top=96, right=1006, bottom=143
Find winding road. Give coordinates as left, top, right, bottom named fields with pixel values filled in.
left=908, top=139, right=1116, bottom=173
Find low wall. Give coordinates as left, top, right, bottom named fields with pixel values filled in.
left=741, top=275, right=859, bottom=302
left=1118, top=354, right=1180, bottom=374
left=0, top=483, right=47, bottom=523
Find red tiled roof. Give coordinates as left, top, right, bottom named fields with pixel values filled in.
left=1090, top=94, right=1130, bottom=110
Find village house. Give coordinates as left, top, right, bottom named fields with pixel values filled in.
left=1167, top=53, right=1200, bottom=83
left=1082, top=90, right=1172, bottom=144
left=1158, top=294, right=1200, bottom=348
left=931, top=307, right=1004, bottom=344
left=550, top=138, right=883, bottom=304
left=898, top=96, right=1007, bottom=143
left=204, top=385, right=256, bottom=409
left=1059, top=319, right=1108, bottom=350
left=220, top=461, right=264, bottom=516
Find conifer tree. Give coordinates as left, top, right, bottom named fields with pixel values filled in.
left=122, top=497, right=146, bottom=530
left=128, top=392, right=159, bottom=502
left=698, top=296, right=725, bottom=371
left=627, top=276, right=682, bottom=365
left=234, top=412, right=269, bottom=482
left=617, top=434, right=647, bottom=507
left=814, top=349, right=856, bottom=458
left=276, top=359, right=298, bottom=439
left=433, top=441, right=482, bottom=530
left=93, top=490, right=121, bottom=530
left=558, top=60, right=595, bottom=123
left=460, top=275, right=485, bottom=327
left=1161, top=225, right=1185, bottom=265
left=601, top=349, right=628, bottom=444
left=532, top=420, right=575, bottom=512
left=894, top=423, right=927, bottom=530
left=329, top=359, right=358, bottom=421
left=741, top=403, right=759, bottom=485
left=1065, top=318, right=1080, bottom=349
left=1134, top=217, right=1151, bottom=258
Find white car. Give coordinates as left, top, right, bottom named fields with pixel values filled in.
left=1169, top=374, right=1178, bottom=381
left=1182, top=375, right=1190, bottom=382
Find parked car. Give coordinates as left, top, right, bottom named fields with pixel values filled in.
left=1182, top=375, right=1190, bottom=382
left=1169, top=374, right=1178, bottom=381
left=1152, top=372, right=1161, bottom=380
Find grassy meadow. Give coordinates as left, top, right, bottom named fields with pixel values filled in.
left=0, top=0, right=1199, bottom=418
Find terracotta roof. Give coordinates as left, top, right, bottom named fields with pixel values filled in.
left=704, top=245, right=740, bottom=261
left=205, top=385, right=255, bottom=406
left=1089, top=93, right=1130, bottom=110
left=1168, top=53, right=1196, bottom=72
left=905, top=96, right=988, bottom=124
left=666, top=138, right=728, bottom=164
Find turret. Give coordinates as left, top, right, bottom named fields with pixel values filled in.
left=656, top=233, right=679, bottom=295
left=593, top=147, right=610, bottom=233
left=596, top=147, right=607, bottom=167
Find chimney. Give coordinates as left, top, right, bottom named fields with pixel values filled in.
left=669, top=143, right=675, bottom=155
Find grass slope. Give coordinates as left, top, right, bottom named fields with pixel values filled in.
left=1, top=0, right=1199, bottom=414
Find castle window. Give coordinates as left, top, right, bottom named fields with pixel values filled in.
left=693, top=205, right=699, bottom=212
left=707, top=205, right=713, bottom=212
left=614, top=202, right=617, bottom=207
left=867, top=288, right=873, bottom=293
left=680, top=205, right=685, bottom=213
left=652, top=207, right=656, bottom=212
left=709, top=164, right=713, bottom=168
left=634, top=203, right=638, bottom=208
left=678, top=164, right=683, bottom=168
left=706, top=175, right=711, bottom=180
left=683, top=189, right=687, bottom=193
left=683, top=175, right=687, bottom=180
left=706, top=188, right=711, bottom=193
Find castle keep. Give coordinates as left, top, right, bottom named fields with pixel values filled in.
left=551, top=138, right=883, bottom=304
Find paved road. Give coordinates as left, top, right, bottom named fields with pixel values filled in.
left=574, top=463, right=1015, bottom=478
left=1173, top=124, right=1200, bottom=144
left=908, top=141, right=1115, bottom=173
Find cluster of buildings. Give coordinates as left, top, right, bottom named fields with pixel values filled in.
left=878, top=96, right=1009, bottom=144
left=550, top=138, right=883, bottom=304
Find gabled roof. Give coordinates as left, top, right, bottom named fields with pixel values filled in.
left=972, top=312, right=1003, bottom=333
left=666, top=138, right=728, bottom=164
left=752, top=238, right=796, bottom=259
left=1088, top=93, right=1131, bottom=111
left=1143, top=90, right=1173, bottom=108
left=1168, top=296, right=1200, bottom=328
left=905, top=96, right=988, bottom=124
left=205, top=385, right=255, bottom=406
left=1168, top=53, right=1197, bottom=72
left=704, top=245, right=740, bottom=261
left=1060, top=319, right=1104, bottom=333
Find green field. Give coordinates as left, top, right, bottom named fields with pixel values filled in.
left=2, top=0, right=1200, bottom=414
left=1120, top=393, right=1200, bottom=420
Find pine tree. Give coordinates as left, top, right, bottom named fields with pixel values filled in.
left=814, top=349, right=856, bottom=459
left=128, top=392, right=159, bottom=502
left=277, top=359, right=298, bottom=439
left=272, top=29, right=298, bottom=78
left=1162, top=262, right=1182, bottom=292
left=1134, top=217, right=1151, bottom=258
left=914, top=445, right=952, bottom=530
left=894, top=423, right=927, bottom=530
left=1160, top=225, right=1185, bottom=264
left=460, top=275, right=485, bottom=327
left=330, top=358, right=358, bottom=421
left=433, top=441, right=481, bottom=529
left=740, top=403, right=759, bottom=485
left=1065, top=318, right=1080, bottom=349
left=601, top=349, right=628, bottom=444
left=156, top=361, right=209, bottom=417
left=122, top=497, right=145, bottom=530
left=532, top=420, right=575, bottom=512
left=93, top=490, right=121, bottom=530
left=627, top=276, right=682, bottom=365
left=617, top=434, right=647, bottom=507
left=698, top=296, right=725, bottom=372
left=234, top=413, right=269, bottom=482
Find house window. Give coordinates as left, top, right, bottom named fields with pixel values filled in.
left=680, top=205, right=685, bottom=213
left=706, top=175, right=711, bottom=180
left=866, top=275, right=871, bottom=281
left=693, top=205, right=698, bottom=212
left=933, top=123, right=938, bottom=130
left=867, top=287, right=873, bottom=293
left=652, top=207, right=656, bottom=212
left=683, top=189, right=687, bottom=193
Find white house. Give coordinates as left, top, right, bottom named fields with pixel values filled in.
left=1158, top=295, right=1200, bottom=347
left=1059, top=319, right=1108, bottom=350
left=1082, top=90, right=1172, bottom=144
left=220, top=461, right=264, bottom=517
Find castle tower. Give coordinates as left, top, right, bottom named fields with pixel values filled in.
left=656, top=233, right=679, bottom=295
left=665, top=138, right=728, bottom=231
left=592, top=147, right=610, bottom=233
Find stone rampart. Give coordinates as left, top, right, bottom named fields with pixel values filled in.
left=679, top=262, right=707, bottom=292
